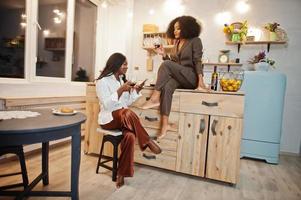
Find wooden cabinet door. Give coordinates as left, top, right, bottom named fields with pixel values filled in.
left=206, top=116, right=243, bottom=184
left=84, top=100, right=102, bottom=154
left=176, top=113, right=209, bottom=177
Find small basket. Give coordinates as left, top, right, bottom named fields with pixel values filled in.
left=220, top=71, right=244, bottom=92
left=231, top=22, right=243, bottom=30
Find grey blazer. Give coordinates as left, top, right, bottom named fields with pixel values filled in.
left=167, top=37, right=203, bottom=75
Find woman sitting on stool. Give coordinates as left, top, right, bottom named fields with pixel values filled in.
left=96, top=52, right=162, bottom=188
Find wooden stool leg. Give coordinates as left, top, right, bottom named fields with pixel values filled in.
left=96, top=137, right=106, bottom=174
left=18, top=148, right=29, bottom=188
left=112, top=142, right=119, bottom=182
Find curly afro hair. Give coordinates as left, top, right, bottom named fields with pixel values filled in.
left=166, top=15, right=201, bottom=39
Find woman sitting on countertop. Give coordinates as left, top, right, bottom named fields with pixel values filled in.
left=96, top=52, right=162, bottom=188
left=142, top=15, right=210, bottom=139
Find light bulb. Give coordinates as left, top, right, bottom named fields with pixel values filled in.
left=20, top=22, right=26, bottom=28
left=53, top=9, right=60, bottom=14
left=101, top=1, right=108, bottom=8
left=43, top=30, right=50, bottom=36
left=149, top=9, right=155, bottom=15
left=236, top=1, right=250, bottom=14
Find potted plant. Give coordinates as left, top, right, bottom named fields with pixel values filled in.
left=74, top=67, right=89, bottom=82
left=223, top=20, right=248, bottom=42
left=248, top=51, right=275, bottom=71
left=264, top=22, right=280, bottom=41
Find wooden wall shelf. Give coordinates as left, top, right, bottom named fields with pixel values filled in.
left=202, top=62, right=242, bottom=71
left=202, top=62, right=242, bottom=67
left=142, top=45, right=174, bottom=55
left=226, top=40, right=287, bottom=53
left=44, top=37, right=66, bottom=52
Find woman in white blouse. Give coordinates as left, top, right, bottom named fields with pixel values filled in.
left=96, top=53, right=161, bottom=188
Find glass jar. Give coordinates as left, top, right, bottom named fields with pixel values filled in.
left=220, top=70, right=244, bottom=92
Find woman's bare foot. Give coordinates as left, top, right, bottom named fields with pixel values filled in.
left=116, top=176, right=124, bottom=188
left=157, top=123, right=176, bottom=140
left=147, top=140, right=162, bottom=154
left=141, top=99, right=160, bottom=109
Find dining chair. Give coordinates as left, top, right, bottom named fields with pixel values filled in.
left=0, top=145, right=29, bottom=190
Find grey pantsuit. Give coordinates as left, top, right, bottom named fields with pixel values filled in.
left=155, top=37, right=203, bottom=116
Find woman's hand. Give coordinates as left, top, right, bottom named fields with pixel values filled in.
left=134, top=80, right=146, bottom=93
left=154, top=46, right=165, bottom=56
left=196, top=74, right=211, bottom=92
left=195, top=85, right=211, bottom=92
left=195, top=84, right=211, bottom=92
left=117, top=81, right=133, bottom=97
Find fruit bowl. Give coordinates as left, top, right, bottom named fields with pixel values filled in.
left=220, top=71, right=244, bottom=92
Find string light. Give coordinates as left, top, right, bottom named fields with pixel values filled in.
left=236, top=1, right=250, bottom=14
left=20, top=13, right=26, bottom=28
left=101, top=1, right=108, bottom=8
left=43, top=29, right=50, bottom=36
left=164, top=0, right=185, bottom=16
left=148, top=9, right=155, bottom=15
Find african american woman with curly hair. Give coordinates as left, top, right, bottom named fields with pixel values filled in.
left=142, top=16, right=209, bottom=139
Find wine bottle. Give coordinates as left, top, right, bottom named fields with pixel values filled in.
left=211, top=66, right=218, bottom=91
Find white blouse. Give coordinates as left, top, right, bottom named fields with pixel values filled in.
left=96, top=74, right=141, bottom=125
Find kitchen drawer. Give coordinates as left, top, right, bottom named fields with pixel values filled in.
left=131, top=88, right=180, bottom=112
left=141, top=128, right=178, bottom=154
left=134, top=150, right=176, bottom=171
left=134, top=128, right=177, bottom=170
left=180, top=92, right=244, bottom=118
left=131, top=108, right=179, bottom=132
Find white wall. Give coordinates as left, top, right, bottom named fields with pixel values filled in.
left=128, top=0, right=301, bottom=154
left=95, top=0, right=134, bottom=77
left=73, top=2, right=97, bottom=81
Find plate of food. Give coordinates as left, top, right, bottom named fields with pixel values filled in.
left=52, top=107, right=77, bottom=116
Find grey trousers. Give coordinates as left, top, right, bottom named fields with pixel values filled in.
left=155, top=60, right=197, bottom=116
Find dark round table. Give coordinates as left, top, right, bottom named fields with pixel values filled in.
left=0, top=109, right=86, bottom=200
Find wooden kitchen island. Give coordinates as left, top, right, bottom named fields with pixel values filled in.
left=84, top=83, right=244, bottom=184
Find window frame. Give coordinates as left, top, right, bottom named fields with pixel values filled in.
left=0, top=0, right=100, bottom=84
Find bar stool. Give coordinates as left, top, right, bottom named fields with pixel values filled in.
left=0, top=145, right=29, bottom=191
left=95, top=128, right=123, bottom=182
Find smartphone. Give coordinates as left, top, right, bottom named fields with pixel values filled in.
left=129, top=82, right=136, bottom=86
left=140, top=79, right=148, bottom=86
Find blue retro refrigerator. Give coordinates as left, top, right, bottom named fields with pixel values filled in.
left=240, top=71, right=286, bottom=164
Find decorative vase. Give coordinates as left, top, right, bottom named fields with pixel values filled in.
left=231, top=33, right=241, bottom=42
left=255, top=62, right=270, bottom=71
left=269, top=31, right=278, bottom=41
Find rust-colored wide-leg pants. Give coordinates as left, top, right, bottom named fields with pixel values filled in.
left=101, top=108, right=150, bottom=177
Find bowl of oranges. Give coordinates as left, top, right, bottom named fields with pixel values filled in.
left=220, top=71, right=244, bottom=92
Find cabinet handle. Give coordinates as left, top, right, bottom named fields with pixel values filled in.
left=178, top=135, right=181, bottom=139
left=142, top=153, right=156, bottom=160
left=146, top=97, right=150, bottom=101
left=211, top=119, right=218, bottom=135
left=145, top=116, right=158, bottom=122
left=202, top=101, right=218, bottom=107
left=197, top=135, right=200, bottom=139
left=199, top=119, right=205, bottom=134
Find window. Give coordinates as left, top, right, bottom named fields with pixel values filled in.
left=0, top=0, right=100, bottom=82
left=36, top=0, right=67, bottom=78
left=72, top=0, right=97, bottom=82
left=0, top=0, right=26, bottom=79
